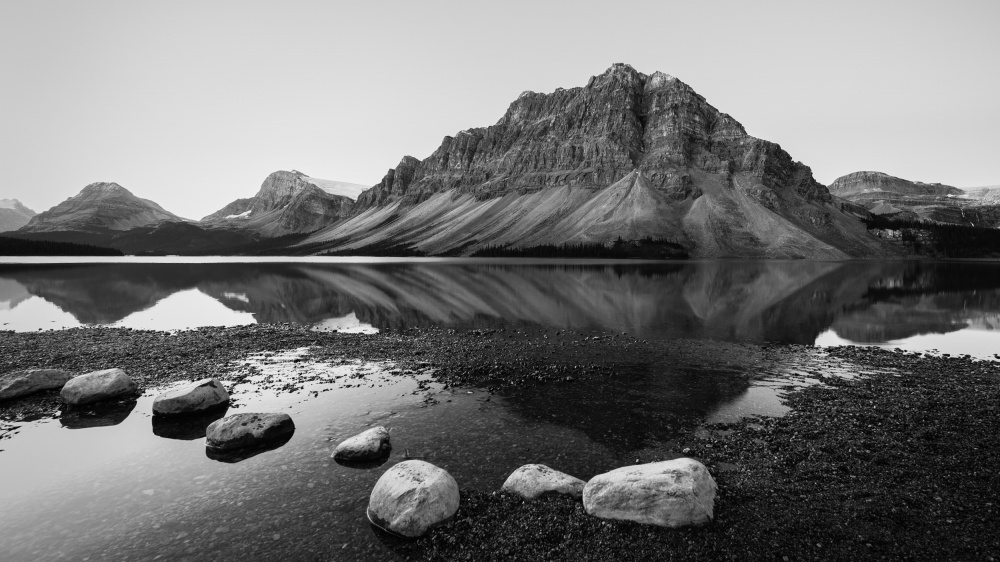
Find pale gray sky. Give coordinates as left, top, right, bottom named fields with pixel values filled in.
left=2, top=0, right=998, bottom=219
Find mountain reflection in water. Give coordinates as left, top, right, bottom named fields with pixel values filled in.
left=1, top=260, right=999, bottom=350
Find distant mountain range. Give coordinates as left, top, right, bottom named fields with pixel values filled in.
left=828, top=171, right=1000, bottom=227
left=3, top=64, right=994, bottom=257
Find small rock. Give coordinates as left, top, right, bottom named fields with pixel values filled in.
left=205, top=413, right=295, bottom=452
left=583, top=458, right=717, bottom=528
left=501, top=464, right=585, bottom=500
left=0, top=368, right=75, bottom=401
left=367, top=460, right=459, bottom=538
left=60, top=368, right=137, bottom=405
left=152, top=378, right=229, bottom=416
left=332, top=426, right=391, bottom=463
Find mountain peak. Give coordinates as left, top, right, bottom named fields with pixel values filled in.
left=80, top=182, right=129, bottom=195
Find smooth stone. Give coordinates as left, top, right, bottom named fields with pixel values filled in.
left=332, top=426, right=391, bottom=462
left=0, top=368, right=75, bottom=400
left=583, top=458, right=716, bottom=528
left=367, top=460, right=460, bottom=538
left=60, top=368, right=137, bottom=405
left=501, top=463, right=585, bottom=500
left=152, top=378, right=229, bottom=416
left=205, top=412, right=295, bottom=452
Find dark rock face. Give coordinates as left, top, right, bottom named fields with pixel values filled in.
left=829, top=171, right=1000, bottom=227
left=203, top=171, right=354, bottom=236
left=355, top=64, right=831, bottom=212
left=19, top=183, right=184, bottom=233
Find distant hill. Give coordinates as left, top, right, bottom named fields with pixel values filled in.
left=0, top=199, right=36, bottom=232
left=19, top=182, right=186, bottom=233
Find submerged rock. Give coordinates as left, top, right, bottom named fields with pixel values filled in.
left=152, top=378, right=229, bottom=416
left=205, top=412, right=295, bottom=452
left=0, top=368, right=75, bottom=401
left=583, top=458, right=716, bottom=528
left=501, top=463, right=585, bottom=500
left=368, top=460, right=460, bottom=538
left=332, top=426, right=391, bottom=464
left=60, top=368, right=137, bottom=405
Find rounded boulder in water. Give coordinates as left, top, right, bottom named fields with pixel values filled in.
left=0, top=368, right=75, bottom=401
left=153, top=378, right=230, bottom=416
left=502, top=463, right=585, bottom=500
left=583, top=458, right=716, bottom=528
left=367, top=460, right=459, bottom=538
left=332, top=426, right=391, bottom=463
left=205, top=412, right=295, bottom=452
left=60, top=368, right=137, bottom=405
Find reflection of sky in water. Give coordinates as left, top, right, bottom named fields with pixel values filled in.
left=0, top=295, right=81, bottom=330
left=815, top=327, right=1000, bottom=360
left=110, top=289, right=256, bottom=330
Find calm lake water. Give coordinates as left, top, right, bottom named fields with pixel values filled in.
left=1, top=258, right=997, bottom=560
left=1, top=257, right=999, bottom=357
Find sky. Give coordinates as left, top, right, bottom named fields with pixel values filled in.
left=2, top=0, right=998, bottom=219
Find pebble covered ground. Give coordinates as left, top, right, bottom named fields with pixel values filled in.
left=1, top=326, right=998, bottom=561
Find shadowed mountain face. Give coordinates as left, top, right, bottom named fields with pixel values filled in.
left=3, top=260, right=998, bottom=346
left=829, top=171, right=1000, bottom=227
left=303, top=64, right=887, bottom=258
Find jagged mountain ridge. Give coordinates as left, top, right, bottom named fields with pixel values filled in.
left=0, top=199, right=36, bottom=232
left=303, top=64, right=886, bottom=258
left=19, top=182, right=186, bottom=233
left=202, top=170, right=354, bottom=237
left=829, top=171, right=1000, bottom=227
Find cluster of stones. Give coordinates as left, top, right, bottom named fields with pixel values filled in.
left=326, top=423, right=716, bottom=538
left=4, top=367, right=717, bottom=538
left=1, top=368, right=295, bottom=458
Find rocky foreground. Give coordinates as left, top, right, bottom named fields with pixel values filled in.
left=1, top=326, right=998, bottom=561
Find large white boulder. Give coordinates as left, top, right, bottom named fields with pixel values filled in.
left=583, top=458, right=716, bottom=528
left=367, top=460, right=460, bottom=538
left=152, top=378, right=229, bottom=416
left=502, top=464, right=585, bottom=500
left=60, top=368, right=137, bottom=405
left=332, top=426, right=391, bottom=463
left=0, top=368, right=75, bottom=401
left=205, top=412, right=295, bottom=452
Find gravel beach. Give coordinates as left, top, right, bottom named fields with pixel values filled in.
left=1, top=326, right=998, bottom=561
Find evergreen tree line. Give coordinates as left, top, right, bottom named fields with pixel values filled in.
left=862, top=215, right=1000, bottom=258
left=0, top=236, right=123, bottom=256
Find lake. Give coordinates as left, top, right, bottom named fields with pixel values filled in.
left=1, top=258, right=998, bottom=560
left=1, top=258, right=998, bottom=357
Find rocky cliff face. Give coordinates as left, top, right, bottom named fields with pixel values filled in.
left=203, top=171, right=354, bottom=237
left=356, top=65, right=831, bottom=211
left=308, top=64, right=884, bottom=258
left=829, top=171, right=1000, bottom=227
left=19, top=183, right=184, bottom=233
left=0, top=199, right=36, bottom=232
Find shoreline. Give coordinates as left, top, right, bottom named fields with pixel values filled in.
left=1, top=327, right=998, bottom=560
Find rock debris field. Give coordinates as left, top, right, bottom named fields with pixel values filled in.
left=1, top=325, right=999, bottom=561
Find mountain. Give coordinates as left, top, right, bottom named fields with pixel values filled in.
left=829, top=171, right=1000, bottom=227
left=0, top=199, right=36, bottom=232
left=19, top=182, right=186, bottom=233
left=202, top=171, right=355, bottom=237
left=299, top=64, right=887, bottom=258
